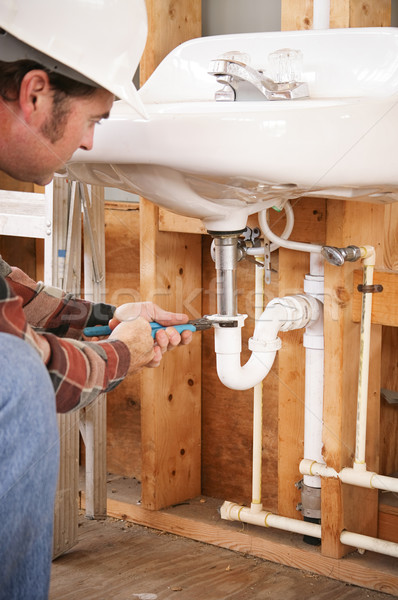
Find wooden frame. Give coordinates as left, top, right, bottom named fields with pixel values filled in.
left=139, top=0, right=202, bottom=510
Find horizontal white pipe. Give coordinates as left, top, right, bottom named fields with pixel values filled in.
left=340, top=531, right=398, bottom=559
left=300, top=458, right=338, bottom=479
left=221, top=501, right=321, bottom=538
left=341, top=468, right=398, bottom=493
left=300, top=460, right=398, bottom=493
left=222, top=499, right=398, bottom=559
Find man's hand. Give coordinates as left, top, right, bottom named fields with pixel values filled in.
left=108, top=301, right=193, bottom=372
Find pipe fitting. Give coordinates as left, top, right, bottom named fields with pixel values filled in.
left=297, top=483, right=321, bottom=519
left=267, top=295, right=314, bottom=332
left=212, top=234, right=242, bottom=316
left=321, top=245, right=361, bottom=266
left=215, top=293, right=321, bottom=391
left=248, top=336, right=282, bottom=353
left=359, top=245, right=376, bottom=266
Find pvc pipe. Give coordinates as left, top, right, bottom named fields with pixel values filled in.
left=221, top=499, right=398, bottom=558
left=302, top=259, right=325, bottom=489
left=313, top=0, right=330, bottom=30
left=215, top=295, right=316, bottom=391
left=354, top=246, right=375, bottom=469
left=221, top=501, right=322, bottom=538
left=309, top=252, right=324, bottom=278
left=215, top=325, right=278, bottom=391
left=299, top=458, right=338, bottom=479
left=340, top=531, right=398, bottom=559
left=258, top=206, right=323, bottom=255
left=251, top=259, right=264, bottom=510
left=299, top=460, right=398, bottom=494
left=303, top=311, right=324, bottom=488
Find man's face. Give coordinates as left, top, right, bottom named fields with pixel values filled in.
left=2, top=85, right=114, bottom=185
left=31, top=88, right=114, bottom=185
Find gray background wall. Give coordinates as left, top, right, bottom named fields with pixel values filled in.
left=202, top=0, right=281, bottom=36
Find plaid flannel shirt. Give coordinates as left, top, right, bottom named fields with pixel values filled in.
left=0, top=257, right=130, bottom=413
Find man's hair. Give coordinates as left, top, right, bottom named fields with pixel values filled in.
left=0, top=59, right=97, bottom=103
left=0, top=59, right=98, bottom=143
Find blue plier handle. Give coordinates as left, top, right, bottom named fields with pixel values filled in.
left=83, top=322, right=197, bottom=338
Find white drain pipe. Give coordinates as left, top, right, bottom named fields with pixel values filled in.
left=302, top=254, right=325, bottom=492
left=215, top=294, right=320, bottom=391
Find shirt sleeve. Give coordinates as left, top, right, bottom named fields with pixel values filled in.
left=5, top=262, right=114, bottom=339
left=0, top=273, right=130, bottom=413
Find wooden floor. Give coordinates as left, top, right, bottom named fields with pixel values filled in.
left=50, top=514, right=395, bottom=600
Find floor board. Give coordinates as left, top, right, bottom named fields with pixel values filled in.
left=50, top=514, right=395, bottom=600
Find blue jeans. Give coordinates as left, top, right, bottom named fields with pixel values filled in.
left=0, top=333, right=59, bottom=600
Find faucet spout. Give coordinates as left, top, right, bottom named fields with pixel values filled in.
left=208, top=56, right=309, bottom=102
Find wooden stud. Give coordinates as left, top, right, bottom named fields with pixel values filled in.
left=322, top=201, right=384, bottom=558
left=281, top=0, right=313, bottom=30
left=140, top=201, right=202, bottom=509
left=104, top=203, right=142, bottom=479
left=352, top=270, right=398, bottom=326
left=347, top=0, right=391, bottom=27
left=139, top=0, right=202, bottom=510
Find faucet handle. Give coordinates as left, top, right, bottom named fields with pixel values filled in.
left=268, top=48, right=304, bottom=83
left=217, top=50, right=251, bottom=67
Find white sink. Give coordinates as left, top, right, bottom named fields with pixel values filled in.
left=67, top=27, right=398, bottom=232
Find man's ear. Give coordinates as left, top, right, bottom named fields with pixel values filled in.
left=18, top=69, right=52, bottom=123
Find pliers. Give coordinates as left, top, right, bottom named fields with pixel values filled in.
left=83, top=317, right=236, bottom=339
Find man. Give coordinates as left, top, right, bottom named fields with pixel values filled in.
left=0, top=2, right=192, bottom=598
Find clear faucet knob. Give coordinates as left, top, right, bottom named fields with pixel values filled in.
left=268, top=48, right=303, bottom=83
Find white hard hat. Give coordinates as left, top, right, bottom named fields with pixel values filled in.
left=0, top=0, right=148, bottom=118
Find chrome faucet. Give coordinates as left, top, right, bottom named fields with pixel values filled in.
left=208, top=50, right=309, bottom=102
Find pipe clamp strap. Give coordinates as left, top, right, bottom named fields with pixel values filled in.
left=264, top=512, right=272, bottom=527
left=357, top=284, right=383, bottom=294
left=248, top=336, right=282, bottom=353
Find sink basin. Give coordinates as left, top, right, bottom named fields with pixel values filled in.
left=67, top=27, right=398, bottom=232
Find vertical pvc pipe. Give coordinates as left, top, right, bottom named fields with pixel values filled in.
left=303, top=256, right=324, bottom=489
left=354, top=250, right=375, bottom=469
left=251, top=259, right=264, bottom=512
left=313, top=0, right=330, bottom=29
